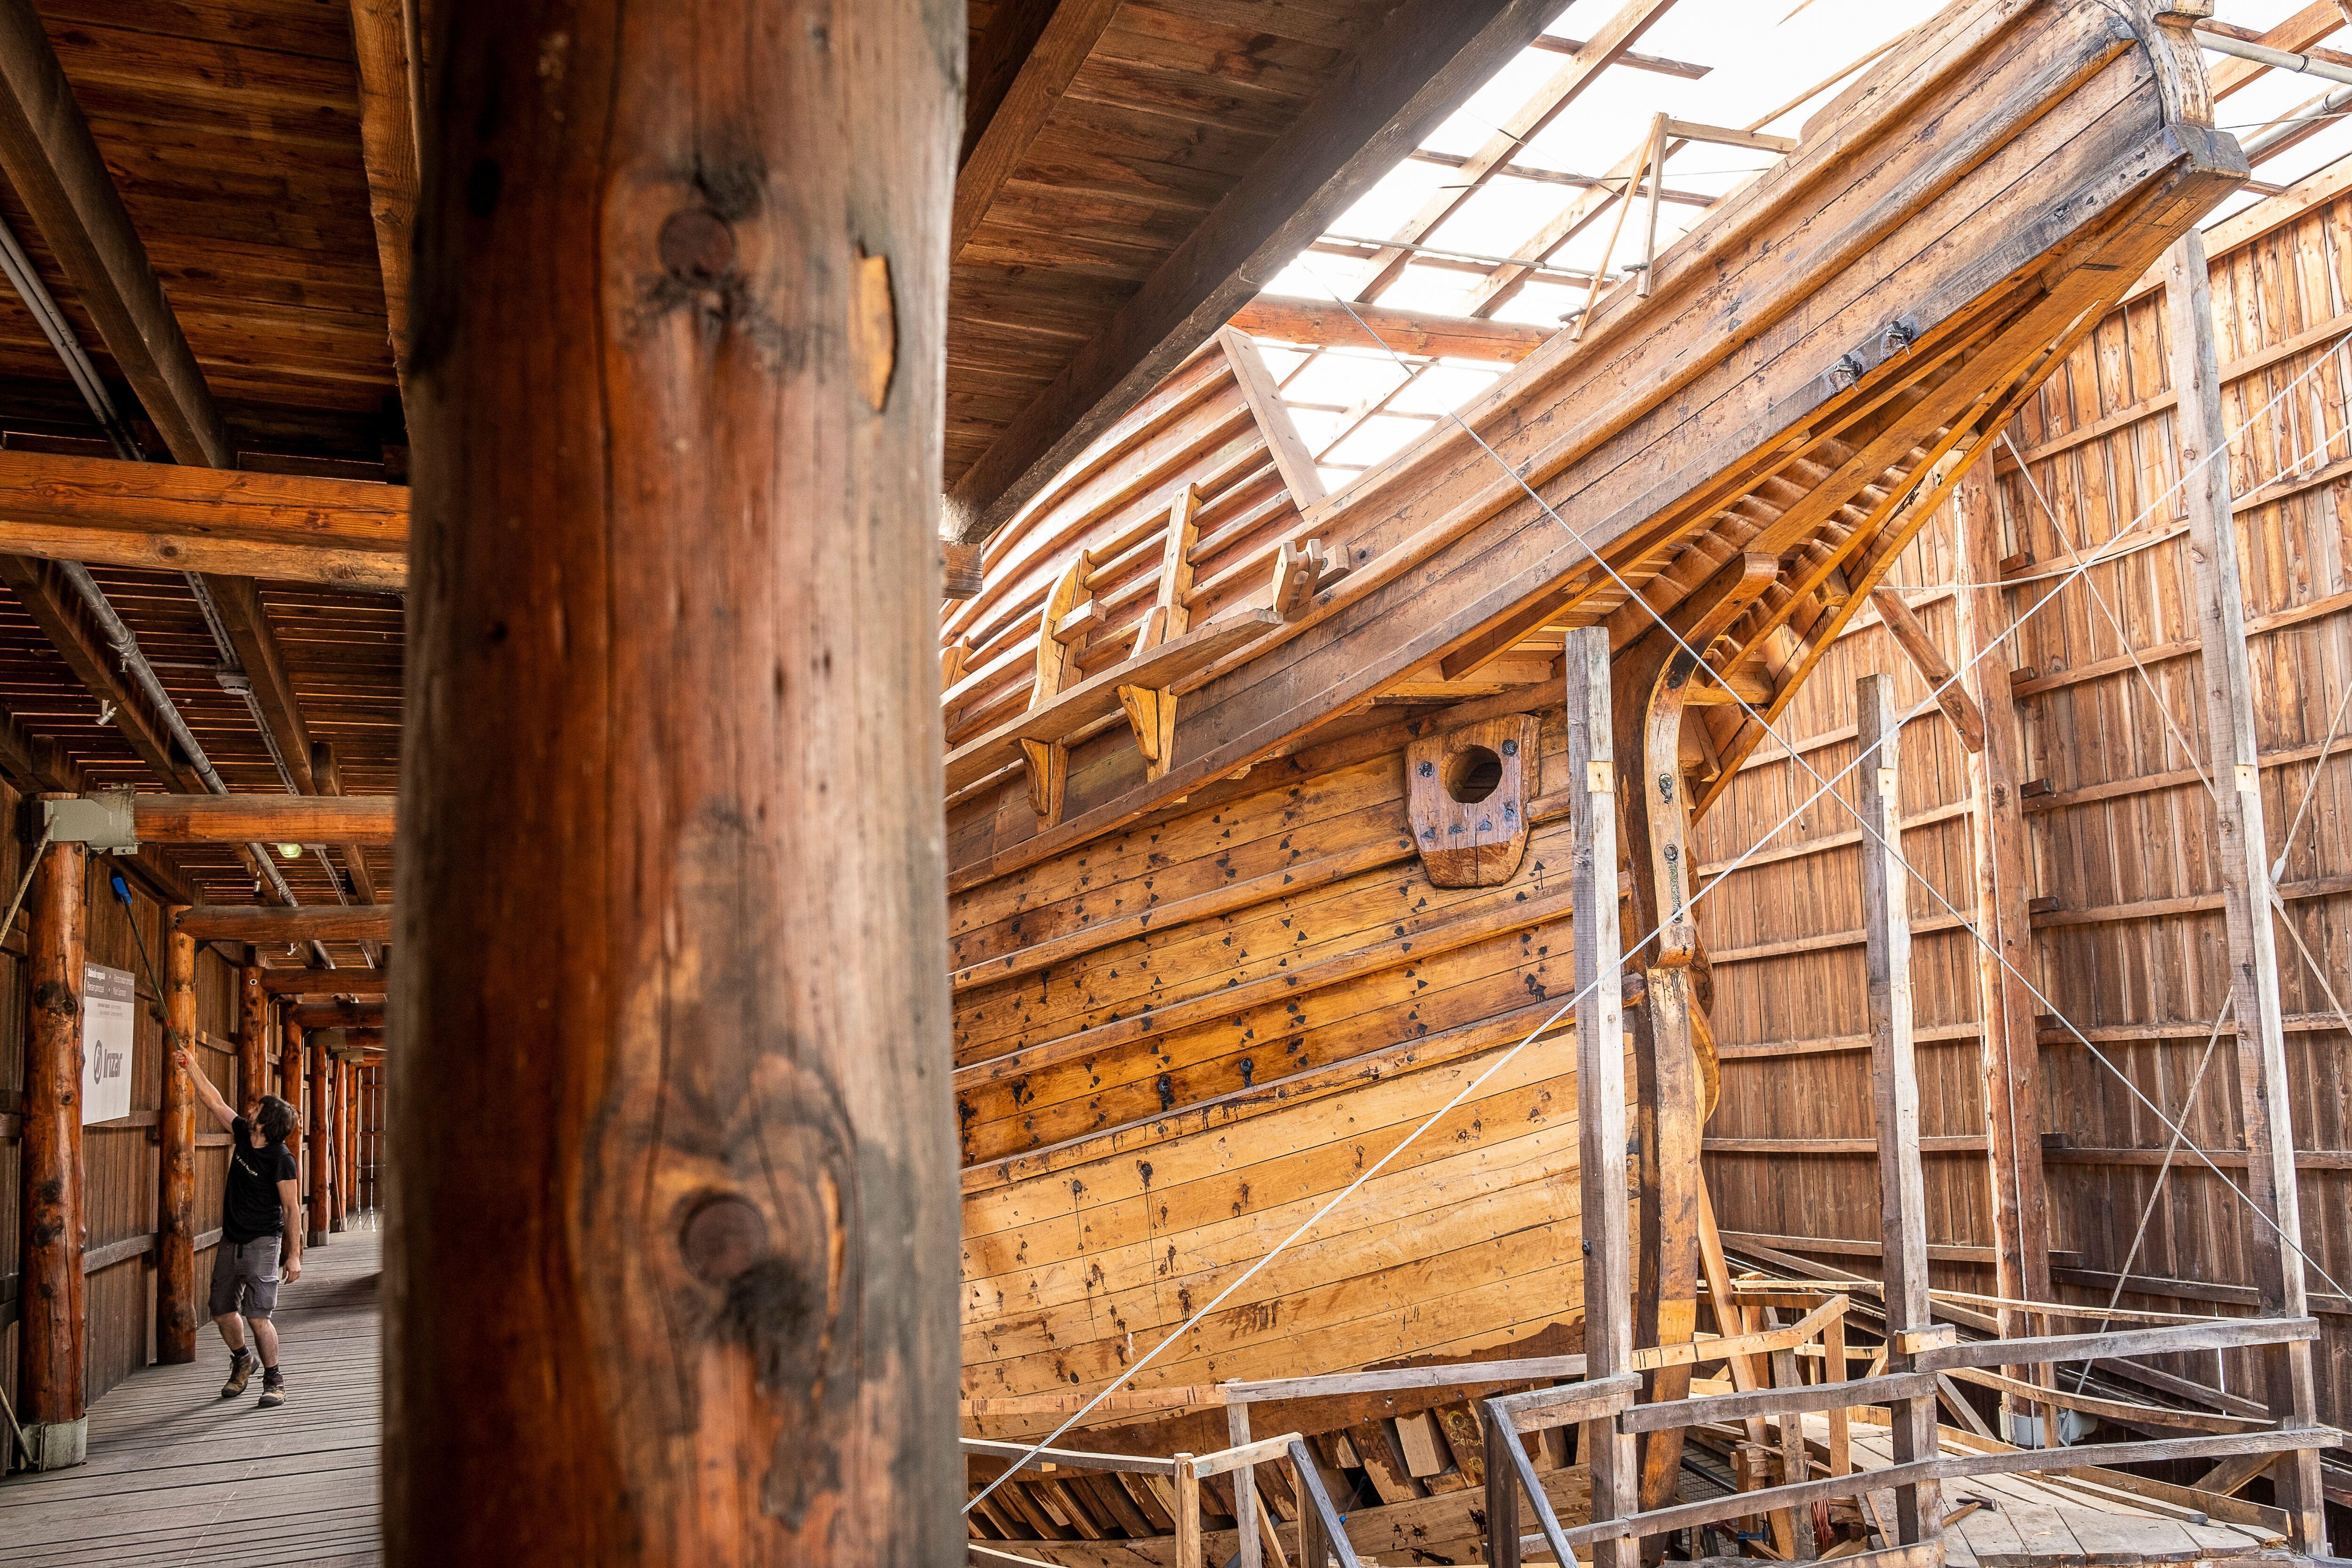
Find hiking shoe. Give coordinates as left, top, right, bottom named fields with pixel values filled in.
left=221, top=1354, right=253, bottom=1399
left=258, top=1369, right=285, bottom=1410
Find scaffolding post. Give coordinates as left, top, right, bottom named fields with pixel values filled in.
left=1858, top=674, right=1944, bottom=1548
left=2165, top=230, right=2325, bottom=1552
left=1568, top=626, right=1639, bottom=1568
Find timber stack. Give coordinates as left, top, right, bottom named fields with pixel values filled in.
left=948, top=0, right=2251, bottom=1556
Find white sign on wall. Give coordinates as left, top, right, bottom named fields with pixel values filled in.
left=81, top=962, right=135, bottom=1126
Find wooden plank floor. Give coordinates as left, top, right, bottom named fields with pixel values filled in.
left=0, top=1223, right=383, bottom=1566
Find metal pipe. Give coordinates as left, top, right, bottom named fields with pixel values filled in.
left=2195, top=29, right=2352, bottom=90
left=2239, top=83, right=2352, bottom=165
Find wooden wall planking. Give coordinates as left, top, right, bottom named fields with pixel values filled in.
left=0, top=771, right=238, bottom=1417
left=1691, top=181, right=2352, bottom=1431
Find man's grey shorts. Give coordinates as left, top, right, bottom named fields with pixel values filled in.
left=208, top=1236, right=283, bottom=1319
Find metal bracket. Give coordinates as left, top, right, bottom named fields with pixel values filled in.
left=44, top=787, right=137, bottom=852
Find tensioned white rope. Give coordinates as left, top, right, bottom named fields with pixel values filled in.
left=965, top=263, right=2352, bottom=1517
left=1999, top=428, right=2216, bottom=796
left=2066, top=989, right=2233, bottom=1394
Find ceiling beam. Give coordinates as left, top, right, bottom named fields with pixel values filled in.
left=0, top=554, right=201, bottom=790
left=127, top=793, right=396, bottom=844
left=1348, top=0, right=1677, bottom=304
left=178, top=905, right=395, bottom=943
left=311, top=740, right=381, bottom=905
left=0, top=0, right=328, bottom=793
left=1228, top=296, right=1550, bottom=361
left=944, top=0, right=1564, bottom=545
left=952, top=0, right=1119, bottom=256
left=259, top=967, right=388, bottom=996
left=288, top=999, right=383, bottom=1031
left=347, top=0, right=419, bottom=379
left=0, top=449, right=407, bottom=589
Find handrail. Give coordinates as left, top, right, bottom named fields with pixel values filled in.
left=1914, top=1315, right=2319, bottom=1370
left=958, top=1435, right=1178, bottom=1477
left=1287, top=1438, right=1362, bottom=1568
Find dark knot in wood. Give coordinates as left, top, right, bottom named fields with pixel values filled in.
left=679, top=1192, right=770, bottom=1286
left=659, top=208, right=736, bottom=285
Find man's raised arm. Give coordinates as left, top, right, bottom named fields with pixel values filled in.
left=174, top=1044, right=238, bottom=1132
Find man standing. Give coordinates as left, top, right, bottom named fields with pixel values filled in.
left=175, top=1045, right=302, bottom=1408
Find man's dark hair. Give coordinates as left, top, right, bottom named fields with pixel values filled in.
left=255, top=1095, right=297, bottom=1145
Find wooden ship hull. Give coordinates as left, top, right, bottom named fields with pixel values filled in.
left=949, top=0, right=2247, bottom=1551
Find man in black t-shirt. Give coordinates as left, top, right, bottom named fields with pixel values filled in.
left=177, top=1046, right=303, bottom=1409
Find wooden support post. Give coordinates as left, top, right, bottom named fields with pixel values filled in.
left=1949, top=465, right=2055, bottom=1437
left=157, top=906, right=198, bottom=1364
left=1229, top=1400, right=1260, bottom=1568
left=1825, top=1308, right=1852, bottom=1481
left=17, top=823, right=86, bottom=1468
left=307, top=1028, right=330, bottom=1248
left=278, top=1002, right=302, bottom=1158
left=1485, top=1411, right=1523, bottom=1568
left=395, top=3, right=961, bottom=1560
left=1176, top=1454, right=1204, bottom=1568
left=343, top=1059, right=360, bottom=1218
left=1857, top=675, right=1942, bottom=1547
left=237, top=954, right=269, bottom=1114
left=1566, top=626, right=1640, bottom=1568
left=2166, top=230, right=2326, bottom=1552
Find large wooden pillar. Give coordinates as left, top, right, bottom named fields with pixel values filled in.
left=307, top=1027, right=330, bottom=1248
left=2166, top=231, right=2325, bottom=1551
left=328, top=1057, right=346, bottom=1234
left=340, top=1059, right=358, bottom=1219
left=237, top=953, right=269, bottom=1111
left=392, top=3, right=962, bottom=1561
left=278, top=998, right=302, bottom=1134
left=1949, top=467, right=2055, bottom=1424
left=17, top=822, right=86, bottom=1468
left=1858, top=676, right=1942, bottom=1545
left=158, top=906, right=199, bottom=1363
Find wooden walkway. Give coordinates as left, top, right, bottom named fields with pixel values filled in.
left=0, top=1223, right=383, bottom=1566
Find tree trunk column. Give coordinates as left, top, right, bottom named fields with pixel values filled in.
left=158, top=907, right=199, bottom=1363
left=307, top=1028, right=330, bottom=1248
left=17, top=821, right=86, bottom=1469
left=237, top=953, right=269, bottom=1112
left=394, top=5, right=961, bottom=1561
left=278, top=999, right=302, bottom=1137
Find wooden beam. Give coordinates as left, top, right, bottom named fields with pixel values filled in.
left=1227, top=296, right=1549, bottom=362
left=1349, top=0, right=1679, bottom=304
left=2166, top=230, right=2326, bottom=1553
left=2206, top=0, right=2344, bottom=100
left=0, top=0, right=332, bottom=806
left=1868, top=586, right=1984, bottom=751
left=952, top=0, right=1118, bottom=256
left=0, top=554, right=200, bottom=790
left=16, top=827, right=86, bottom=1467
left=945, top=0, right=1563, bottom=543
left=348, top=0, right=419, bottom=376
left=1948, top=469, right=2053, bottom=1422
left=1565, top=626, right=1639, bottom=1568
left=289, top=1000, right=384, bottom=1032
left=177, top=905, right=394, bottom=943
left=397, top=1, right=961, bottom=1560
left=1858, top=675, right=1942, bottom=1550
left=0, top=0, right=230, bottom=465
left=0, top=449, right=408, bottom=590
left=258, top=966, right=388, bottom=997
left=158, top=905, right=198, bottom=1364
left=128, top=793, right=396, bottom=845
left=311, top=741, right=381, bottom=906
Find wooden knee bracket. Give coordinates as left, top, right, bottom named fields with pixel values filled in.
left=1118, top=684, right=1176, bottom=780
left=1018, top=738, right=1066, bottom=825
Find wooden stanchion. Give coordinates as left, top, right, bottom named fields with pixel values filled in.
left=16, top=820, right=86, bottom=1468
left=158, top=906, right=198, bottom=1363
left=236, top=953, right=269, bottom=1112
